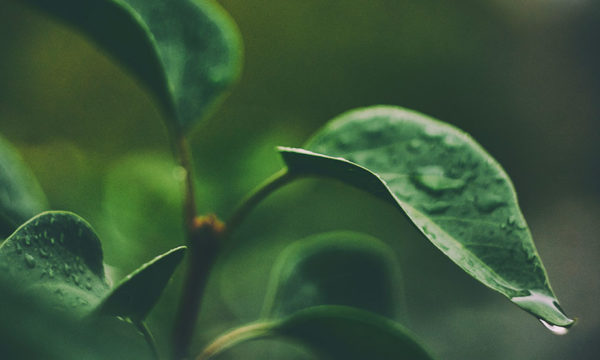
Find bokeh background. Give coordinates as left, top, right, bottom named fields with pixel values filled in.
left=0, top=0, right=598, bottom=358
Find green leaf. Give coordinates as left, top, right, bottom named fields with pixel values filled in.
left=199, top=306, right=435, bottom=360
left=0, top=275, right=152, bottom=360
left=262, top=231, right=402, bottom=319
left=0, top=211, right=110, bottom=315
left=279, top=105, right=573, bottom=328
left=25, top=0, right=243, bottom=134
left=0, top=134, right=48, bottom=237
left=96, top=245, right=186, bottom=322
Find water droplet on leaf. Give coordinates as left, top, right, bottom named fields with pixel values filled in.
left=475, top=194, right=506, bottom=213
left=406, top=139, right=423, bottom=152
left=411, top=166, right=466, bottom=195
left=422, top=201, right=451, bottom=214
left=24, top=254, right=36, bottom=268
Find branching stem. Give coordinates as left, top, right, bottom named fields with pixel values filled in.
left=171, top=136, right=223, bottom=360
left=224, top=168, right=297, bottom=239
left=171, top=139, right=297, bottom=359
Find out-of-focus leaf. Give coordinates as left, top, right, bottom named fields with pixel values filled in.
left=24, top=0, right=243, bottom=134
left=198, top=306, right=435, bottom=360
left=0, top=275, right=152, bottom=360
left=100, top=152, right=185, bottom=271
left=96, top=246, right=186, bottom=322
left=0, top=211, right=110, bottom=315
left=279, top=105, right=573, bottom=328
left=0, top=134, right=48, bottom=237
left=262, top=231, right=401, bottom=318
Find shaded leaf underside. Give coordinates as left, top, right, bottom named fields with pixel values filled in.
left=25, top=0, right=242, bottom=133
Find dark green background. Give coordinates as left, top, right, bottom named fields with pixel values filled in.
left=0, top=0, right=598, bottom=358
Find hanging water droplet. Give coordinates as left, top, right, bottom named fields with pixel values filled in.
left=511, top=291, right=573, bottom=333
left=78, top=263, right=85, bottom=274
left=24, top=254, right=36, bottom=268
left=64, top=263, right=71, bottom=275
left=411, top=166, right=466, bottom=195
left=72, top=274, right=80, bottom=286
left=49, top=237, right=55, bottom=245
left=77, top=228, right=83, bottom=237
left=48, top=268, right=55, bottom=278
left=43, top=230, right=48, bottom=239
left=15, top=243, right=23, bottom=254
left=507, top=215, right=516, bottom=226
left=475, top=194, right=506, bottom=213
left=59, top=233, right=65, bottom=244
left=86, top=282, right=93, bottom=290
left=539, top=319, right=569, bottom=335
left=24, top=238, right=31, bottom=246
left=39, top=248, right=49, bottom=258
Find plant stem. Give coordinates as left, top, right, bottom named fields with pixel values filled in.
left=171, top=136, right=223, bottom=360
left=224, top=168, right=297, bottom=239
left=196, top=322, right=272, bottom=360
left=176, top=137, right=198, bottom=232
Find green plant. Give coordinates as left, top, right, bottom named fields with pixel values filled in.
left=0, top=1, right=575, bottom=359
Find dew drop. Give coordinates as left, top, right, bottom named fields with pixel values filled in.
left=49, top=237, right=55, bottom=245
left=39, top=248, right=49, bottom=258
left=443, top=135, right=462, bottom=149
left=539, top=319, right=569, bottom=335
left=48, top=268, right=55, bottom=278
left=406, top=139, right=423, bottom=152
left=421, top=225, right=437, bottom=239
left=411, top=166, right=466, bottom=195
left=24, top=238, right=31, bottom=246
left=59, top=233, right=65, bottom=244
left=24, top=254, right=36, bottom=268
left=15, top=243, right=23, bottom=254
left=422, top=125, right=444, bottom=139
left=422, top=201, right=451, bottom=214
left=64, top=264, right=71, bottom=275
left=475, top=194, right=506, bottom=213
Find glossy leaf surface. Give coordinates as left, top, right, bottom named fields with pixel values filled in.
left=0, top=211, right=110, bottom=315
left=97, top=245, right=186, bottom=322
left=279, top=105, right=572, bottom=328
left=25, top=0, right=242, bottom=134
left=0, top=135, right=48, bottom=237
left=262, top=231, right=401, bottom=318
left=199, top=306, right=434, bottom=360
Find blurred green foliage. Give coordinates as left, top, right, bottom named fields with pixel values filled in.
left=0, top=0, right=598, bottom=359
